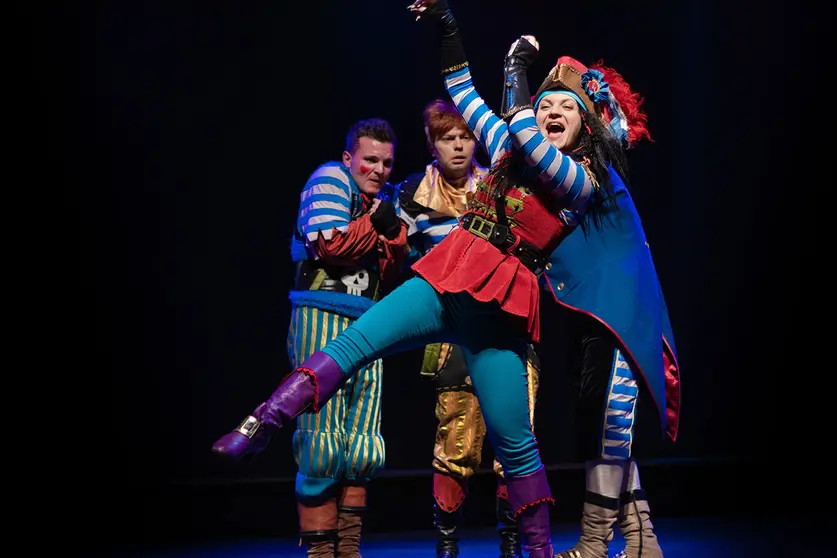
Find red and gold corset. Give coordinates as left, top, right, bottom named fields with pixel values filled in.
left=465, top=172, right=575, bottom=257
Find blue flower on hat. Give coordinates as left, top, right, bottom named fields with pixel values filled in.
left=581, top=69, right=610, bottom=104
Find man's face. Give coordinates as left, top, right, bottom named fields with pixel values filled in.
left=431, top=125, right=476, bottom=181
left=343, top=136, right=394, bottom=195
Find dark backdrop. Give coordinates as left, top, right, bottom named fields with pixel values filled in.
left=42, top=0, right=827, bottom=549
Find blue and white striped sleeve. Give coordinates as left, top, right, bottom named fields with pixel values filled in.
left=394, top=194, right=419, bottom=237
left=415, top=214, right=460, bottom=248
left=297, top=164, right=354, bottom=241
left=507, top=109, right=594, bottom=214
left=444, top=67, right=513, bottom=167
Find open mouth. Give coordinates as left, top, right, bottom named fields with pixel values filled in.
left=546, top=122, right=565, bottom=137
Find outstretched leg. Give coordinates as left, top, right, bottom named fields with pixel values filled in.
left=212, top=277, right=449, bottom=460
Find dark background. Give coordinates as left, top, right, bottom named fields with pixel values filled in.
left=40, top=0, right=827, bottom=552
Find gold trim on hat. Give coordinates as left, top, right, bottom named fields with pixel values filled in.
left=535, top=63, right=597, bottom=114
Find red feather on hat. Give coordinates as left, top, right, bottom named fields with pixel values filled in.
left=589, top=60, right=652, bottom=145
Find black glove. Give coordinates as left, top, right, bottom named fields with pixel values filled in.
left=412, top=0, right=468, bottom=74
left=501, top=36, right=539, bottom=120
left=370, top=201, right=402, bottom=240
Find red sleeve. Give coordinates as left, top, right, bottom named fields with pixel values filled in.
left=377, top=222, right=410, bottom=283
left=312, top=213, right=379, bottom=266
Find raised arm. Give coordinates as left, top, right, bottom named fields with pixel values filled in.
left=410, top=0, right=512, bottom=166
left=501, top=36, right=594, bottom=214
left=444, top=68, right=512, bottom=166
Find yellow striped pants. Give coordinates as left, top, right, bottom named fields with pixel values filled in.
left=287, top=306, right=385, bottom=503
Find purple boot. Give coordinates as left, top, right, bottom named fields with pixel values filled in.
left=507, top=466, right=556, bottom=558
left=211, top=351, right=347, bottom=461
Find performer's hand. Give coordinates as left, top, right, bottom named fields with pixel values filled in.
left=370, top=200, right=402, bottom=240
left=410, top=0, right=465, bottom=72
left=368, top=198, right=382, bottom=214
left=506, top=35, right=539, bottom=68
left=408, top=0, right=450, bottom=23
left=408, top=0, right=436, bottom=20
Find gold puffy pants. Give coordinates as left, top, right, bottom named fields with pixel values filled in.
left=425, top=343, right=540, bottom=481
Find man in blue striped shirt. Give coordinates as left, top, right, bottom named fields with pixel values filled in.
left=289, top=118, right=409, bottom=558
left=239, top=118, right=407, bottom=558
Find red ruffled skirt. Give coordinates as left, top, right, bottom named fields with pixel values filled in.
left=411, top=227, right=542, bottom=341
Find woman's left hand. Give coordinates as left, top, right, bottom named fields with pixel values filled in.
left=506, top=34, right=540, bottom=67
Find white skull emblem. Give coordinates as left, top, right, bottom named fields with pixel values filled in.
left=341, top=269, right=369, bottom=296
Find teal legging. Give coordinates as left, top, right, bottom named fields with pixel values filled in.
left=322, top=277, right=543, bottom=478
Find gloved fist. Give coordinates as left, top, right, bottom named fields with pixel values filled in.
left=370, top=200, right=402, bottom=240
left=505, top=35, right=539, bottom=68
left=408, top=0, right=448, bottom=21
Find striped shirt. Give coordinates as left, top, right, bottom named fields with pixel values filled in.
left=297, top=161, right=359, bottom=242
left=396, top=163, right=486, bottom=255
left=400, top=208, right=461, bottom=255
left=290, top=161, right=363, bottom=262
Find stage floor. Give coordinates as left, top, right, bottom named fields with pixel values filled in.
left=108, top=515, right=821, bottom=557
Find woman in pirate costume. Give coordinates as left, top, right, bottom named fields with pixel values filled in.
left=211, top=1, right=677, bottom=556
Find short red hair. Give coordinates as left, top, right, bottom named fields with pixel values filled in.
left=422, top=99, right=476, bottom=145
